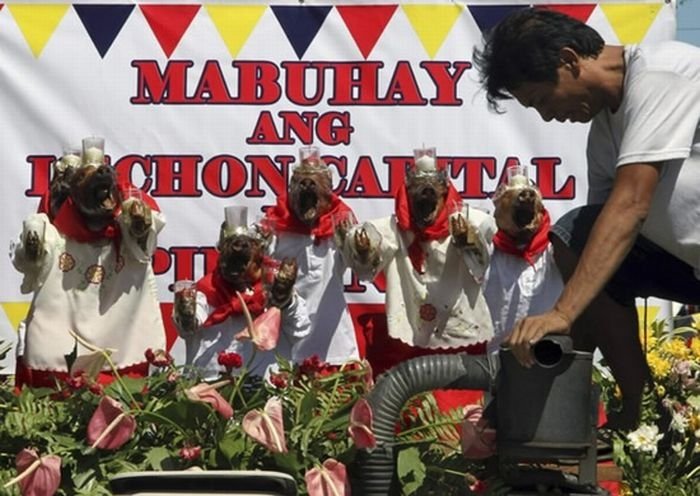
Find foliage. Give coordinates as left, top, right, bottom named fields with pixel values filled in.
left=0, top=343, right=375, bottom=495
left=0, top=340, right=494, bottom=496
left=594, top=321, right=700, bottom=496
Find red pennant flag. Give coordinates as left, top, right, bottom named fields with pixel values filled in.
left=536, top=3, right=596, bottom=23
left=140, top=4, right=200, bottom=58
left=0, top=5, right=4, bottom=11
left=337, top=5, right=398, bottom=59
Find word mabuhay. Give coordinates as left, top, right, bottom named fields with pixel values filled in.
left=26, top=154, right=575, bottom=201
left=131, top=60, right=473, bottom=107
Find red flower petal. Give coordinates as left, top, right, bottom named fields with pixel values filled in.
left=15, top=448, right=62, bottom=496
left=86, top=396, right=136, bottom=450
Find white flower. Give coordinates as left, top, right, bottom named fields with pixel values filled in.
left=671, top=442, right=684, bottom=454
left=627, top=424, right=663, bottom=457
left=671, top=411, right=689, bottom=433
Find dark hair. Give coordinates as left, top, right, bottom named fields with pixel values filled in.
left=472, top=8, right=604, bottom=112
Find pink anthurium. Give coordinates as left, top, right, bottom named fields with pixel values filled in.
left=348, top=398, right=376, bottom=449
left=3, top=448, right=61, bottom=496
left=305, top=459, right=350, bottom=496
left=234, top=292, right=281, bottom=351
left=185, top=380, right=234, bottom=419
left=87, top=396, right=137, bottom=450
left=460, top=404, right=496, bottom=459
left=242, top=397, right=287, bottom=453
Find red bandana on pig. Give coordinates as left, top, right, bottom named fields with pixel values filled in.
left=492, top=209, right=551, bottom=266
left=39, top=182, right=160, bottom=247
left=197, top=270, right=268, bottom=328
left=395, top=182, right=462, bottom=274
left=265, top=193, right=354, bottom=244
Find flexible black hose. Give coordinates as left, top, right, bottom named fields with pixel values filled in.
left=356, top=353, right=499, bottom=495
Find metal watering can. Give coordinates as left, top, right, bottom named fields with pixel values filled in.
left=355, top=335, right=606, bottom=495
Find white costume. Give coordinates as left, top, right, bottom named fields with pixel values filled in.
left=587, top=41, right=700, bottom=274
left=174, top=288, right=311, bottom=379
left=343, top=206, right=496, bottom=349
left=11, top=209, right=166, bottom=376
left=484, top=243, right=563, bottom=352
left=270, top=233, right=359, bottom=364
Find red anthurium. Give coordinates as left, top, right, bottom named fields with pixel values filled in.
left=87, top=396, right=137, bottom=450
left=185, top=380, right=233, bottom=419
left=4, top=448, right=61, bottom=496
left=348, top=398, right=376, bottom=449
left=460, top=404, right=496, bottom=459
left=234, top=292, right=281, bottom=351
left=305, top=459, right=350, bottom=496
left=242, top=397, right=287, bottom=453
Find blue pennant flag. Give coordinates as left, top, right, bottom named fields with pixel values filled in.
left=74, top=4, right=135, bottom=58
left=271, top=5, right=332, bottom=59
left=468, top=4, right=529, bottom=34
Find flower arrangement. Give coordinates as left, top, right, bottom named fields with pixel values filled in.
left=0, top=338, right=378, bottom=496
left=594, top=321, right=700, bottom=495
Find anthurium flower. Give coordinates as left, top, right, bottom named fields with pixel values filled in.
left=348, top=398, right=376, bottom=449
left=87, top=396, right=137, bottom=450
left=460, top=404, right=496, bottom=459
left=185, top=380, right=233, bottom=419
left=234, top=292, right=281, bottom=351
left=242, top=397, right=287, bottom=453
left=304, top=459, right=350, bottom=496
left=69, top=350, right=108, bottom=379
left=3, top=448, right=61, bottom=496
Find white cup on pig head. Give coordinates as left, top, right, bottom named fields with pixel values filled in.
left=82, top=136, right=106, bottom=166
left=506, top=164, right=530, bottom=187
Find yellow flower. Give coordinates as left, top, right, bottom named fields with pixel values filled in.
left=660, top=338, right=690, bottom=360
left=619, top=483, right=633, bottom=496
left=690, top=337, right=700, bottom=358
left=656, top=385, right=666, bottom=397
left=646, top=351, right=671, bottom=379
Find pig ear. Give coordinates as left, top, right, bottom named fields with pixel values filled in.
left=490, top=184, right=506, bottom=204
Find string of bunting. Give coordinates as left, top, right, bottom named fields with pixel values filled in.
left=0, top=2, right=663, bottom=59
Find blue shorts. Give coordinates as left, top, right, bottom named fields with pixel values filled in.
left=550, top=205, right=700, bottom=307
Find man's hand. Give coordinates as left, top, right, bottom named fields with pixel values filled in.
left=506, top=310, right=571, bottom=367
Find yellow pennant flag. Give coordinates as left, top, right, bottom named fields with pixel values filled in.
left=8, top=3, right=69, bottom=57
left=600, top=3, right=662, bottom=44
left=1, top=302, right=30, bottom=331
left=206, top=4, right=266, bottom=59
left=402, top=4, right=462, bottom=59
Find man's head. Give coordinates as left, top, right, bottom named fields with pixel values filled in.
left=288, top=156, right=333, bottom=227
left=473, top=9, right=606, bottom=122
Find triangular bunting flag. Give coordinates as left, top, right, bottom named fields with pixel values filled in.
left=402, top=4, right=462, bottom=59
left=206, top=4, right=266, bottom=59
left=467, top=4, right=528, bottom=34
left=601, top=3, right=662, bottom=44
left=8, top=4, right=69, bottom=57
left=140, top=4, right=200, bottom=58
left=271, top=5, right=331, bottom=59
left=337, top=5, right=398, bottom=59
left=536, top=4, right=597, bottom=23
left=0, top=5, right=4, bottom=11
left=1, top=302, right=30, bottom=331
left=74, top=4, right=134, bottom=58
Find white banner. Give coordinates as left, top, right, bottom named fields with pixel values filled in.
left=0, top=0, right=677, bottom=370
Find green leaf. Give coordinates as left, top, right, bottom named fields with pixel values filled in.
left=397, top=446, right=426, bottom=495
left=145, top=446, right=173, bottom=470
